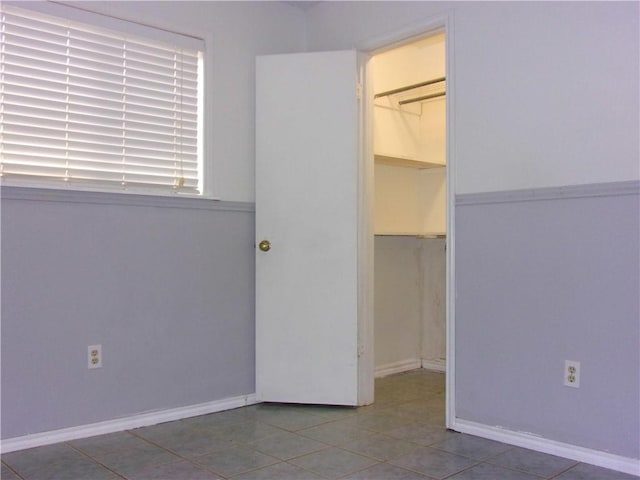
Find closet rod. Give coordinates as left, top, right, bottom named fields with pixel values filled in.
left=374, top=76, right=446, bottom=99
left=399, top=91, right=446, bottom=106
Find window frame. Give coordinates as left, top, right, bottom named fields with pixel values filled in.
left=0, top=1, right=207, bottom=199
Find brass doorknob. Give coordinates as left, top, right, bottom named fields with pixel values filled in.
left=258, top=240, right=271, bottom=252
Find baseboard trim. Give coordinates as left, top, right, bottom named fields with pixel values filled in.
left=452, top=419, right=640, bottom=477
left=375, top=359, right=422, bottom=378
left=1, top=393, right=258, bottom=454
left=421, top=358, right=446, bottom=372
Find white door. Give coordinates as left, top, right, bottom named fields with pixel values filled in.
left=255, top=51, right=372, bottom=406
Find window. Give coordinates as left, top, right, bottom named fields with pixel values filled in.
left=0, top=3, right=204, bottom=196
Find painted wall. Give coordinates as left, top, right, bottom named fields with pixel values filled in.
left=419, top=168, right=447, bottom=234
left=307, top=0, right=640, bottom=461
left=374, top=236, right=446, bottom=371
left=374, top=165, right=422, bottom=234
left=374, top=165, right=446, bottom=235
left=456, top=188, right=640, bottom=459
left=1, top=193, right=255, bottom=438
left=374, top=236, right=422, bottom=370
left=373, top=33, right=445, bottom=93
left=374, top=166, right=446, bottom=370
left=419, top=98, right=446, bottom=168
left=420, top=237, right=446, bottom=365
left=1, top=1, right=305, bottom=439
left=307, top=1, right=640, bottom=193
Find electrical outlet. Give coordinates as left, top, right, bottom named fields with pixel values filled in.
left=88, top=344, right=102, bottom=369
left=564, top=360, right=580, bottom=388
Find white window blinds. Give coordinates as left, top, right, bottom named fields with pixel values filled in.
left=0, top=4, right=204, bottom=195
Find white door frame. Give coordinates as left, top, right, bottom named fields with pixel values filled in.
left=357, top=12, right=456, bottom=428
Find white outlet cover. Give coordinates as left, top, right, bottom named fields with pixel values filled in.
left=88, top=344, right=102, bottom=369
left=564, top=360, right=580, bottom=388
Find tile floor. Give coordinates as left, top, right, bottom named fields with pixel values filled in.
left=2, top=369, right=635, bottom=480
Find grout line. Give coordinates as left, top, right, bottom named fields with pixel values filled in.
left=63, top=442, right=129, bottom=480
left=1, top=460, right=27, bottom=480
left=77, top=428, right=237, bottom=480
left=547, top=462, right=582, bottom=479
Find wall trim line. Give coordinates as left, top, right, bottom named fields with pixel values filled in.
left=456, top=180, right=640, bottom=206
left=0, top=186, right=255, bottom=212
left=0, top=393, right=258, bottom=454
left=452, top=419, right=640, bottom=477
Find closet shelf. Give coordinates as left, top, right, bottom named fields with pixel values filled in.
left=375, top=232, right=446, bottom=238
left=375, top=153, right=445, bottom=169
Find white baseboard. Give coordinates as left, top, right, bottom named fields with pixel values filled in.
left=452, top=419, right=640, bottom=477
left=375, top=359, right=422, bottom=378
left=1, top=393, right=258, bottom=454
left=421, top=358, right=446, bottom=372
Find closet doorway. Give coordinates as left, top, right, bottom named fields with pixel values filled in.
left=370, top=33, right=448, bottom=383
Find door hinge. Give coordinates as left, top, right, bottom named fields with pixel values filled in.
left=358, top=344, right=365, bottom=357
left=356, top=83, right=363, bottom=100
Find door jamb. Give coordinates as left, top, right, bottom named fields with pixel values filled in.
left=356, top=12, right=456, bottom=429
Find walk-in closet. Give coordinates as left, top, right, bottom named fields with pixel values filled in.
left=372, top=33, right=447, bottom=377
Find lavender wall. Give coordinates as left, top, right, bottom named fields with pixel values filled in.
left=455, top=184, right=640, bottom=459
left=1, top=191, right=255, bottom=438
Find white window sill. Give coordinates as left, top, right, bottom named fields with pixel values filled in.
left=0, top=186, right=254, bottom=212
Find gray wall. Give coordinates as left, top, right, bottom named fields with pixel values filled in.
left=455, top=185, right=640, bottom=459
left=1, top=192, right=255, bottom=438
left=374, top=236, right=422, bottom=368
left=374, top=236, right=446, bottom=370
left=420, top=238, right=446, bottom=363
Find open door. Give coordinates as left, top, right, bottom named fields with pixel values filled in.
left=255, top=51, right=372, bottom=406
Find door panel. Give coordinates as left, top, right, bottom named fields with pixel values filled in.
left=255, top=51, right=362, bottom=405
